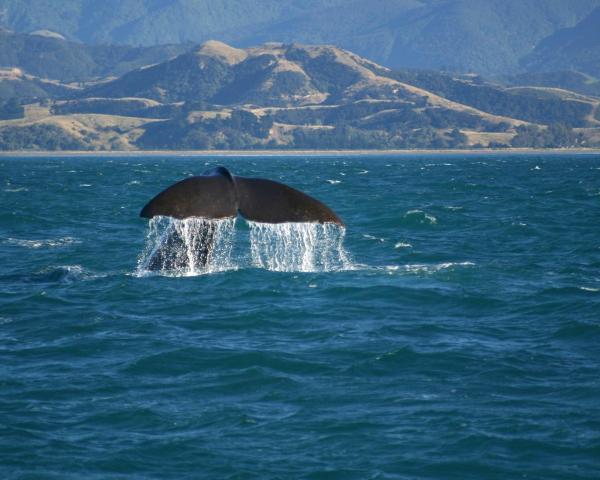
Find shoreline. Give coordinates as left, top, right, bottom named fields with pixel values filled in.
left=1, top=148, right=599, bottom=157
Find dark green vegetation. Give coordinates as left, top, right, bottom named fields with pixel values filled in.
left=0, top=123, right=87, bottom=150
left=390, top=71, right=594, bottom=128
left=503, top=71, right=600, bottom=99
left=0, top=30, right=189, bottom=83
left=521, top=6, right=600, bottom=78
left=1, top=42, right=599, bottom=151
left=0, top=97, right=24, bottom=119
left=2, top=0, right=600, bottom=76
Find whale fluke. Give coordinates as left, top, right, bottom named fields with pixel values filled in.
left=140, top=166, right=343, bottom=226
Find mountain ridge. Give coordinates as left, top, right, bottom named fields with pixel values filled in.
left=2, top=0, right=600, bottom=75
left=1, top=41, right=599, bottom=151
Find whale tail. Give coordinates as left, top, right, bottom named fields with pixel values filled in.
left=140, top=167, right=344, bottom=226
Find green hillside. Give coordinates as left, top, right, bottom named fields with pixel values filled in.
left=2, top=41, right=599, bottom=151
left=0, top=30, right=190, bottom=82
left=2, top=0, right=600, bottom=75
left=521, top=6, right=600, bottom=77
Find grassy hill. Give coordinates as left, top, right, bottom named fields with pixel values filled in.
left=502, top=71, right=600, bottom=99
left=1, top=41, right=599, bottom=151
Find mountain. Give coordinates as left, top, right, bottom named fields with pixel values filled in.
left=503, top=71, right=600, bottom=99
left=521, top=6, right=600, bottom=77
left=0, top=67, right=75, bottom=100
left=1, top=0, right=600, bottom=75
left=0, top=29, right=190, bottom=83
left=2, top=41, right=599, bottom=151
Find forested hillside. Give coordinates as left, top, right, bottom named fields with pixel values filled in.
left=2, top=0, right=600, bottom=75
left=1, top=41, right=599, bottom=151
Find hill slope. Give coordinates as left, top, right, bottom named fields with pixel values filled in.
left=0, top=29, right=190, bottom=82
left=521, top=6, right=600, bottom=77
left=2, top=0, right=600, bottom=75
left=2, top=42, right=599, bottom=151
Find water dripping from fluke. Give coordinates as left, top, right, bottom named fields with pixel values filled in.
left=136, top=216, right=353, bottom=276
left=248, top=221, right=352, bottom=272
left=136, top=217, right=237, bottom=276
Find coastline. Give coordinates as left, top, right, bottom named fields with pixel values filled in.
left=1, top=148, right=599, bottom=157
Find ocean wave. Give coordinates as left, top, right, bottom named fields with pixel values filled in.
left=363, top=234, right=386, bottom=243
left=403, top=209, right=437, bottom=225
left=4, top=237, right=80, bottom=249
left=578, top=286, right=600, bottom=292
left=3, top=187, right=28, bottom=192
left=27, top=265, right=103, bottom=284
left=552, top=321, right=600, bottom=339
left=401, top=262, right=475, bottom=275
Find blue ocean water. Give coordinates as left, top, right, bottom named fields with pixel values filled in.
left=1, top=154, right=599, bottom=479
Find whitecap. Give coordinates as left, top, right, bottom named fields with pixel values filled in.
left=363, top=234, right=386, bottom=242
left=403, top=262, right=475, bottom=274
left=32, top=265, right=103, bottom=283
left=326, top=179, right=341, bottom=185
left=405, top=210, right=437, bottom=225
left=579, top=286, right=599, bottom=292
left=79, top=183, right=92, bottom=187
left=4, top=187, right=28, bottom=192
left=394, top=242, right=412, bottom=249
left=4, top=237, right=80, bottom=249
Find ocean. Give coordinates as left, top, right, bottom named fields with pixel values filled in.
left=1, top=154, right=599, bottom=479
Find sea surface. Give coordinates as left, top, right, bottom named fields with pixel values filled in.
left=1, top=154, right=599, bottom=479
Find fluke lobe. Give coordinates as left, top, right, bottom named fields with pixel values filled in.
left=139, top=166, right=343, bottom=271
left=140, top=166, right=344, bottom=226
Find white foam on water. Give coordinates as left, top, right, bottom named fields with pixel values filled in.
left=4, top=237, right=80, bottom=249
left=403, top=261, right=475, bottom=274
left=405, top=209, right=437, bottom=225
left=248, top=222, right=352, bottom=272
left=137, top=217, right=237, bottom=276
left=363, top=234, right=386, bottom=243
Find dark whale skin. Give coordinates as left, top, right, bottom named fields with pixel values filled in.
left=140, top=166, right=343, bottom=226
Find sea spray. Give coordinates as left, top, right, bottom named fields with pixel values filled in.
left=138, top=218, right=351, bottom=275
left=137, top=216, right=237, bottom=275
left=248, top=222, right=351, bottom=272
